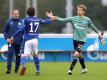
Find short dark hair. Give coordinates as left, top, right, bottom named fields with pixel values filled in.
left=27, top=7, right=35, bottom=17
left=77, top=4, right=87, bottom=11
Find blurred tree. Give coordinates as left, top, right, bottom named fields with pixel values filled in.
left=0, top=0, right=107, bottom=33
left=38, top=0, right=66, bottom=33
left=14, top=0, right=26, bottom=18
left=0, top=0, right=9, bottom=32
left=0, top=0, right=26, bottom=32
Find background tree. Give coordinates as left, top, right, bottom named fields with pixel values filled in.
left=0, top=0, right=107, bottom=33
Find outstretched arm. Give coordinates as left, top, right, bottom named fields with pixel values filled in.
left=10, top=25, right=24, bottom=44
left=13, top=26, right=25, bottom=38
left=46, top=11, right=72, bottom=22
left=40, top=18, right=52, bottom=24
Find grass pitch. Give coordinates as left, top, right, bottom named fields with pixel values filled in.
left=0, top=62, right=107, bottom=80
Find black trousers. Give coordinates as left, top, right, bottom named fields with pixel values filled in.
left=7, top=44, right=21, bottom=71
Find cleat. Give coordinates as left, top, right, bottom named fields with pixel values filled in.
left=36, top=72, right=40, bottom=75
left=15, top=70, right=18, bottom=74
left=6, top=70, right=11, bottom=74
left=81, top=68, right=88, bottom=74
left=68, top=70, right=72, bottom=75
left=20, top=67, right=26, bottom=76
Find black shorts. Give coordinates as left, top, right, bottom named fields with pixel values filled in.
left=73, top=40, right=86, bottom=52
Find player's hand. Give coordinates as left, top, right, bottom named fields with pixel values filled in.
left=99, top=33, right=105, bottom=45
left=99, top=35, right=104, bottom=39
left=98, top=32, right=104, bottom=39
left=46, top=11, right=53, bottom=17
left=10, top=37, right=14, bottom=44
left=46, top=11, right=57, bottom=20
left=7, top=39, right=11, bottom=44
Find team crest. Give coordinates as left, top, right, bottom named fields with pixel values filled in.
left=10, top=22, right=13, bottom=25
left=18, top=22, right=21, bottom=26
left=18, top=22, right=21, bottom=27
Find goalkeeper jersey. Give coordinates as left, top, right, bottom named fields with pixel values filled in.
left=56, top=16, right=99, bottom=42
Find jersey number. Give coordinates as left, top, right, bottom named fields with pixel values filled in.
left=29, top=22, right=39, bottom=32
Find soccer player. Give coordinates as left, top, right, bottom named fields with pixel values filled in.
left=10, top=7, right=52, bottom=76
left=3, top=9, right=23, bottom=74
left=46, top=4, right=104, bottom=75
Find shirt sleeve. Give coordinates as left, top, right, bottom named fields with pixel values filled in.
left=3, top=20, right=10, bottom=40
left=40, top=18, right=52, bottom=24
left=89, top=19, right=99, bottom=34
left=56, top=17, right=72, bottom=23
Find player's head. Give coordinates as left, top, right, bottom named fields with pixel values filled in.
left=77, top=4, right=86, bottom=16
left=12, top=9, right=19, bottom=19
left=27, top=7, right=35, bottom=17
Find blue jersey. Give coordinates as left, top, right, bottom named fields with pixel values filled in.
left=13, top=16, right=51, bottom=41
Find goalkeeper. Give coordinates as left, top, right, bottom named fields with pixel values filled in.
left=46, top=4, right=104, bottom=75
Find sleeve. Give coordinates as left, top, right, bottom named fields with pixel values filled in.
left=40, top=18, right=52, bottom=24
left=3, top=20, right=10, bottom=40
left=89, top=19, right=99, bottom=34
left=56, top=16, right=72, bottom=23
left=13, top=26, right=25, bottom=38
left=13, top=19, right=25, bottom=38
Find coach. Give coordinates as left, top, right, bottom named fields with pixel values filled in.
left=3, top=9, right=23, bottom=74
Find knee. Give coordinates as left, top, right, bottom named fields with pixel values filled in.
left=21, top=54, right=30, bottom=58
left=74, top=50, right=83, bottom=58
left=33, top=54, right=38, bottom=57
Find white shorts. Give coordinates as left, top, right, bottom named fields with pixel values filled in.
left=21, top=38, right=38, bottom=56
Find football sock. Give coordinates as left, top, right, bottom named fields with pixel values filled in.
left=33, top=56, right=40, bottom=72
left=79, top=58, right=86, bottom=69
left=69, top=59, right=77, bottom=71
left=21, top=57, right=26, bottom=67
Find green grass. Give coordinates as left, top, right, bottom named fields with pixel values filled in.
left=0, top=62, right=107, bottom=80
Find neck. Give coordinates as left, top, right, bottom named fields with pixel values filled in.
left=12, top=18, right=19, bottom=20
left=78, top=15, right=84, bottom=18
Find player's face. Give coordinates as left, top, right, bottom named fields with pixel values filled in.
left=12, top=10, right=19, bottom=19
left=77, top=7, right=85, bottom=16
